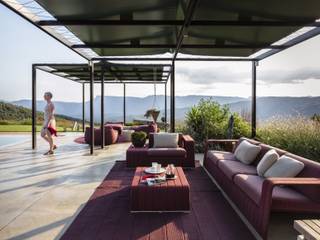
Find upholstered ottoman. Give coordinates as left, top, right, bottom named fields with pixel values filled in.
left=130, top=167, right=190, bottom=212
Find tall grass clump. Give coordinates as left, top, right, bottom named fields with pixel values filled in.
left=257, top=116, right=320, bottom=162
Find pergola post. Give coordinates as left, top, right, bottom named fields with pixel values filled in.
left=170, top=61, right=175, bottom=132
left=164, top=82, right=167, bottom=132
left=123, top=83, right=126, bottom=124
left=32, top=65, right=37, bottom=149
left=82, top=83, right=85, bottom=132
left=89, top=61, right=95, bottom=154
left=100, top=62, right=105, bottom=148
left=251, top=61, right=257, bottom=138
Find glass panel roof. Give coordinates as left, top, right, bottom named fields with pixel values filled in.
left=3, top=0, right=320, bottom=59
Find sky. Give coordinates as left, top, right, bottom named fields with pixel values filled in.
left=0, top=4, right=320, bottom=103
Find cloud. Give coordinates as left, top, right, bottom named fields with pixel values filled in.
left=176, top=65, right=250, bottom=85
left=175, top=63, right=320, bottom=86
left=258, top=68, right=320, bottom=84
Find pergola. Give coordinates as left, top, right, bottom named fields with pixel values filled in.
left=2, top=0, right=320, bottom=154
left=33, top=62, right=172, bottom=151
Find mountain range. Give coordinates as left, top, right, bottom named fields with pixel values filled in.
left=11, top=95, right=320, bottom=123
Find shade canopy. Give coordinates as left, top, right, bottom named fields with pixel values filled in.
left=37, top=63, right=171, bottom=84
left=2, top=0, right=320, bottom=59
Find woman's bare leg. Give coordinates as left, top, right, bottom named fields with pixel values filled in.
left=46, top=129, right=54, bottom=151
left=41, top=128, right=50, bottom=143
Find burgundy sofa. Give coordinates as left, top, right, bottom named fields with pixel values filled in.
left=204, top=137, right=320, bottom=240
left=84, top=126, right=119, bottom=146
left=129, top=123, right=157, bottom=136
left=126, top=133, right=195, bottom=168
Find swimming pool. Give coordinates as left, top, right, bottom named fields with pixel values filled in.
left=0, top=135, right=30, bottom=148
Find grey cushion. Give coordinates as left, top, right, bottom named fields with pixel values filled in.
left=153, top=133, right=179, bottom=148
left=257, top=149, right=279, bottom=177
left=264, top=155, right=304, bottom=178
left=234, top=140, right=261, bottom=165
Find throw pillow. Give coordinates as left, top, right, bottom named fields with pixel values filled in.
left=256, top=149, right=279, bottom=176
left=153, top=133, right=179, bottom=148
left=121, top=129, right=134, bottom=142
left=234, top=140, right=261, bottom=165
left=264, top=155, right=304, bottom=178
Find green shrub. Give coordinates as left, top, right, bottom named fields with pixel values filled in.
left=131, top=131, right=147, bottom=147
left=183, top=98, right=251, bottom=152
left=257, top=116, right=320, bottom=162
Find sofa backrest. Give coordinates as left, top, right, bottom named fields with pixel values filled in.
left=285, top=153, right=320, bottom=202
left=252, top=143, right=287, bottom=166
left=148, top=133, right=183, bottom=148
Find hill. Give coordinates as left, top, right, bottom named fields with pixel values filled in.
left=0, top=101, right=82, bottom=131
left=12, top=95, right=320, bottom=122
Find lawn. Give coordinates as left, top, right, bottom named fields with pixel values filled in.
left=0, top=125, right=74, bottom=132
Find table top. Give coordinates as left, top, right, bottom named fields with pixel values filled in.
left=294, top=219, right=320, bottom=240
left=131, top=166, right=189, bottom=188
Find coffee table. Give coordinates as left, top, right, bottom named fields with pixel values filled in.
left=130, top=167, right=190, bottom=212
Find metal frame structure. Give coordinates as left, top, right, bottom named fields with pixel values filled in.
left=31, top=62, right=172, bottom=153
left=2, top=0, right=320, bottom=154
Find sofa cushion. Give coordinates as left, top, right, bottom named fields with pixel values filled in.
left=264, top=155, right=304, bottom=178
left=234, top=140, right=261, bottom=165
left=153, top=133, right=179, bottom=148
left=256, top=149, right=279, bottom=177
left=207, top=150, right=237, bottom=165
left=218, top=160, right=257, bottom=180
left=147, top=147, right=186, bottom=157
left=234, top=174, right=312, bottom=210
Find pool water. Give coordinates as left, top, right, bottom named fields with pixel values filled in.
left=0, top=135, right=29, bottom=148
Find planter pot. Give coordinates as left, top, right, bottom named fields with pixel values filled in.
left=132, top=139, right=146, bottom=148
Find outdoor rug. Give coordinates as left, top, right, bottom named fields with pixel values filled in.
left=61, top=161, right=255, bottom=240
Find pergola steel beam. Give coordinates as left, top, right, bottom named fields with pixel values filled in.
left=165, top=83, right=167, bottom=132
left=92, top=57, right=254, bottom=61
left=82, top=83, right=85, bottom=132
left=0, top=1, right=89, bottom=61
left=32, top=65, right=37, bottom=149
left=100, top=63, right=105, bottom=148
left=251, top=61, right=257, bottom=138
left=170, top=62, right=175, bottom=132
left=36, top=19, right=320, bottom=27
left=89, top=61, right=95, bottom=154
left=72, top=44, right=285, bottom=49
left=256, top=27, right=320, bottom=60
left=123, top=83, right=126, bottom=124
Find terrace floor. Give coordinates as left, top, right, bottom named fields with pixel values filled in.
left=0, top=133, right=300, bottom=240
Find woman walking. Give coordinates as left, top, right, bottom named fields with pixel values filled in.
left=41, top=92, right=57, bottom=155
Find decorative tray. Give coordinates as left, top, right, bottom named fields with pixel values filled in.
left=144, top=167, right=166, bottom=175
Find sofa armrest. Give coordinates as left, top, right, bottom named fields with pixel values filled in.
left=260, top=177, right=320, bottom=205
left=257, top=177, right=320, bottom=239
left=181, top=135, right=195, bottom=167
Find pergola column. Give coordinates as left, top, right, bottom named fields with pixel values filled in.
left=251, top=61, right=258, bottom=138
left=170, top=61, right=175, bottom=132
left=89, top=61, right=95, bottom=154
left=32, top=64, right=37, bottom=149
left=100, top=62, right=105, bottom=148
left=82, top=83, right=85, bottom=132
left=164, top=82, right=167, bottom=132
left=123, top=83, right=126, bottom=124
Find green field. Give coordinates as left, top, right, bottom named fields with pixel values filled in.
left=0, top=125, right=76, bottom=132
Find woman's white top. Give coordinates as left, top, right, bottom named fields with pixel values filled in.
left=43, top=102, right=56, bottom=128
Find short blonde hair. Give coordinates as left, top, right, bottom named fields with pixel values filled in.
left=44, top=92, right=53, bottom=99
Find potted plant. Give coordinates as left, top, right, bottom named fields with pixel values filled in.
left=131, top=131, right=147, bottom=147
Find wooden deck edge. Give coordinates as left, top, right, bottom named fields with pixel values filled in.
left=202, top=166, right=263, bottom=240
